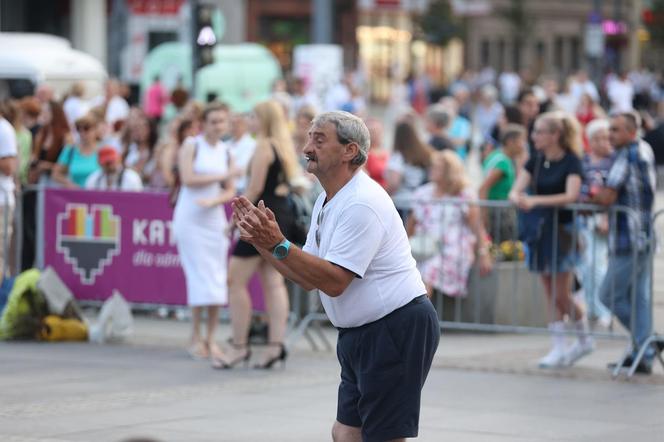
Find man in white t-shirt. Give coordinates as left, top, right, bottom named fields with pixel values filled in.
left=227, top=113, right=256, bottom=194
left=498, top=70, right=521, bottom=104
left=570, top=70, right=600, bottom=104
left=607, top=72, right=635, bottom=114
left=91, top=79, right=129, bottom=126
left=232, top=111, right=439, bottom=442
left=0, top=116, right=17, bottom=274
left=63, top=82, right=90, bottom=129
left=85, top=146, right=143, bottom=192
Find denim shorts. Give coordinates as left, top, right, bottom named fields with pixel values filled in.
left=335, top=295, right=440, bottom=442
left=527, top=222, right=580, bottom=274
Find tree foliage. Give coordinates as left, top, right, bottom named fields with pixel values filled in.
left=414, top=0, right=464, bottom=46
left=645, top=0, right=664, bottom=45
left=499, top=0, right=532, bottom=41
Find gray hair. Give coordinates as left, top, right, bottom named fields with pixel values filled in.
left=426, top=104, right=451, bottom=129
left=312, top=111, right=370, bottom=166
left=585, top=118, right=610, bottom=141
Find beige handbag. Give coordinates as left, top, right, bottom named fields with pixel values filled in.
left=409, top=233, right=440, bottom=262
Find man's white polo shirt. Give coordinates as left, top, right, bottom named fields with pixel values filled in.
left=302, top=170, right=426, bottom=328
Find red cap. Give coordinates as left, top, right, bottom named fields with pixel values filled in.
left=98, top=146, right=120, bottom=166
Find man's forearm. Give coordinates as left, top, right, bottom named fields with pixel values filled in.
left=255, top=246, right=316, bottom=291
left=280, top=247, right=353, bottom=297
left=254, top=242, right=351, bottom=296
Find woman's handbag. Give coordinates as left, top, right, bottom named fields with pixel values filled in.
left=518, top=208, right=546, bottom=246
left=517, top=153, right=545, bottom=246
left=287, top=191, right=312, bottom=246
left=409, top=233, right=440, bottom=262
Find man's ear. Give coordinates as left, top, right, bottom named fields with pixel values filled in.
left=343, top=142, right=359, bottom=163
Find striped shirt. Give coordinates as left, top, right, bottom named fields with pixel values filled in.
left=605, top=140, right=654, bottom=254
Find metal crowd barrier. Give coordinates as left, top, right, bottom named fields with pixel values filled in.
left=12, top=185, right=313, bottom=338
left=289, top=196, right=664, bottom=377
left=628, top=209, right=664, bottom=377
left=14, top=184, right=663, bottom=371
left=1, top=187, right=10, bottom=281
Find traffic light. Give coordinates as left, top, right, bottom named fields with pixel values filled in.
left=193, top=3, right=222, bottom=70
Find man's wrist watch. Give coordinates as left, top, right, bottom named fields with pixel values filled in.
left=272, top=239, right=291, bottom=260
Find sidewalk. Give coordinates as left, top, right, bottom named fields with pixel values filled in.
left=1, top=316, right=662, bottom=442
left=125, top=314, right=664, bottom=384
left=0, top=179, right=662, bottom=441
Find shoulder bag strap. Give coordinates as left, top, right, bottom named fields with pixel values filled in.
left=117, top=168, right=126, bottom=188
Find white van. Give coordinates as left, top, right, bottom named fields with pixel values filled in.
left=0, top=32, right=107, bottom=100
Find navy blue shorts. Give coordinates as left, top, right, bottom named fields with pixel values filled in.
left=336, top=295, right=440, bottom=442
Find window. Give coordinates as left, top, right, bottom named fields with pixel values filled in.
left=481, top=39, right=490, bottom=66
left=498, top=39, right=506, bottom=72
left=554, top=37, right=564, bottom=70
left=512, top=40, right=521, bottom=71
left=570, top=37, right=580, bottom=71
left=536, top=41, right=546, bottom=61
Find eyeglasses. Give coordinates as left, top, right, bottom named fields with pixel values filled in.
left=315, top=208, right=324, bottom=247
left=77, top=125, right=92, bottom=132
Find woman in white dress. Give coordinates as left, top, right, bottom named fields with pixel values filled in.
left=173, top=102, right=236, bottom=363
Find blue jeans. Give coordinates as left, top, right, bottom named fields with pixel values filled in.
left=577, top=221, right=611, bottom=320
left=599, top=251, right=654, bottom=361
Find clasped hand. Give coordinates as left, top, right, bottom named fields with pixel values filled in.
left=509, top=192, right=536, bottom=211
left=231, top=196, right=285, bottom=250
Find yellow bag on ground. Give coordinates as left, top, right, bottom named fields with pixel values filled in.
left=39, top=315, right=88, bottom=342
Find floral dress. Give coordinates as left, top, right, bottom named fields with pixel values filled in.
left=412, top=183, right=477, bottom=297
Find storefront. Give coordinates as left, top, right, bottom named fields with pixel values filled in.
left=246, top=0, right=356, bottom=72
left=357, top=3, right=463, bottom=103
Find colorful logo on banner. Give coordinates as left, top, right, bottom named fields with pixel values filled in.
left=56, top=204, right=121, bottom=284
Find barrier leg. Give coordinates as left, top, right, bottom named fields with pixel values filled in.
left=35, top=185, right=45, bottom=269
left=612, top=348, right=634, bottom=378
left=312, top=320, right=333, bottom=351
left=303, top=328, right=320, bottom=352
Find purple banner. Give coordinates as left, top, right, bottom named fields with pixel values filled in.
left=43, top=188, right=264, bottom=308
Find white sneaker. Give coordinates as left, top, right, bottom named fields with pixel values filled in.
left=564, top=340, right=595, bottom=366
left=598, top=315, right=612, bottom=329
left=538, top=346, right=567, bottom=369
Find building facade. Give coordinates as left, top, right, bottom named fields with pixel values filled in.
left=462, top=0, right=645, bottom=80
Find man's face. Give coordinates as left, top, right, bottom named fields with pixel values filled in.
left=425, top=117, right=437, bottom=135
left=303, top=122, right=348, bottom=178
left=231, top=114, right=247, bottom=138
left=609, top=116, right=636, bottom=148
left=505, top=134, right=526, bottom=157
left=519, top=94, right=540, bottom=122
left=103, top=161, right=120, bottom=175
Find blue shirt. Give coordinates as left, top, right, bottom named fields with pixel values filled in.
left=605, top=141, right=654, bottom=253
left=448, top=116, right=471, bottom=151
left=581, top=153, right=615, bottom=199
left=57, top=145, right=100, bottom=188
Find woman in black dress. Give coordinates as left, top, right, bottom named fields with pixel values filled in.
left=510, top=111, right=592, bottom=369
left=221, top=100, right=300, bottom=369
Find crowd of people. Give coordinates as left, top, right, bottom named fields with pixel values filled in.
left=0, top=63, right=663, bottom=374
left=391, top=66, right=663, bottom=375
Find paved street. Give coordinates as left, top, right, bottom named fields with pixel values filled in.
left=1, top=173, right=663, bottom=442
left=1, top=318, right=663, bottom=442
left=0, top=190, right=661, bottom=442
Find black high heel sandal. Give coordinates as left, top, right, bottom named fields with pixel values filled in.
left=254, top=343, right=288, bottom=369
left=211, top=343, right=251, bottom=370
